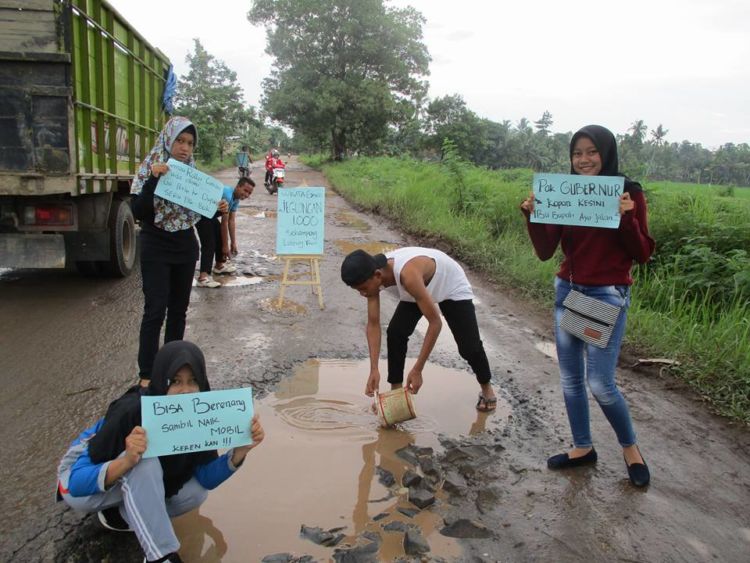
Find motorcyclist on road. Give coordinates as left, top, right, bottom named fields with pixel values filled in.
left=265, top=149, right=283, bottom=186
left=264, top=149, right=275, bottom=186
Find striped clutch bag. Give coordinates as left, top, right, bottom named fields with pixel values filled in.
left=560, top=289, right=622, bottom=348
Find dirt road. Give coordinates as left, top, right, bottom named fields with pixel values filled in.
left=1, top=158, right=748, bottom=562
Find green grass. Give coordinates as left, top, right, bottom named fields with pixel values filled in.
left=304, top=154, right=750, bottom=422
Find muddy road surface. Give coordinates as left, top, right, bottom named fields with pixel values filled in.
left=1, top=158, right=748, bottom=562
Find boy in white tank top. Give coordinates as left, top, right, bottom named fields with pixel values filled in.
left=341, top=247, right=497, bottom=411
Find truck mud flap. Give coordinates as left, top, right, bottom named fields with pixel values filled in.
left=0, top=233, right=65, bottom=268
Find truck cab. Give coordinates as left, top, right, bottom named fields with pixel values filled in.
left=0, top=0, right=172, bottom=276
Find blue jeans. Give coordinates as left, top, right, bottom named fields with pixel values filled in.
left=553, top=277, right=637, bottom=448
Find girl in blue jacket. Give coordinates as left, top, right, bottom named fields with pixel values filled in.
left=57, top=341, right=264, bottom=563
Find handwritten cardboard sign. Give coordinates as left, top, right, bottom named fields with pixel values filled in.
left=276, top=187, right=325, bottom=255
left=154, top=158, right=224, bottom=218
left=530, top=173, right=623, bottom=229
left=141, top=387, right=254, bottom=458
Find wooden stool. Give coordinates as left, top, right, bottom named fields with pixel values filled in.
left=277, top=254, right=324, bottom=309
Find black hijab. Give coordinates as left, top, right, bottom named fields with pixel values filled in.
left=88, top=341, right=218, bottom=497
left=569, top=124, right=642, bottom=193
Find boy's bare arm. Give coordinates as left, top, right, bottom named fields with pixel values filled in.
left=401, top=262, right=442, bottom=393
left=364, top=294, right=382, bottom=396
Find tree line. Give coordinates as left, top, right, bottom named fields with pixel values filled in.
left=175, top=0, right=749, bottom=187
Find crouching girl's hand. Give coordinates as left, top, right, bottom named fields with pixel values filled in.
left=105, top=426, right=148, bottom=487
left=231, top=415, right=265, bottom=467
left=125, top=426, right=148, bottom=466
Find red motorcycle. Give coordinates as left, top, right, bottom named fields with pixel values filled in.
left=267, top=161, right=285, bottom=194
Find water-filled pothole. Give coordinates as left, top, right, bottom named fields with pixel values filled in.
left=333, top=240, right=398, bottom=256
left=172, top=358, right=511, bottom=561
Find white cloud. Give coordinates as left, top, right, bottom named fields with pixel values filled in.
left=109, top=0, right=749, bottom=148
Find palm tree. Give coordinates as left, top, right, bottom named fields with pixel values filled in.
left=629, top=120, right=647, bottom=144
left=650, top=124, right=669, bottom=146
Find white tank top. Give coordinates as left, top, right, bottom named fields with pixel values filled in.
left=385, top=247, right=474, bottom=303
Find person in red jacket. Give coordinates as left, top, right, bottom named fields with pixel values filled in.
left=520, top=124, right=655, bottom=488
left=265, top=149, right=284, bottom=186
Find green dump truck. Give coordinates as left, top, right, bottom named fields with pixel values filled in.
left=0, top=0, right=171, bottom=276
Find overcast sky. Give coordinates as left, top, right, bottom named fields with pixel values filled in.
left=109, top=0, right=749, bottom=149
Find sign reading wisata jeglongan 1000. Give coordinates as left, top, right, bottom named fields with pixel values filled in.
left=530, top=173, right=623, bottom=229
left=141, top=388, right=254, bottom=458
left=276, top=187, right=326, bottom=255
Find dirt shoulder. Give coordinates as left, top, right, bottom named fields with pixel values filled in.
left=4, top=158, right=748, bottom=562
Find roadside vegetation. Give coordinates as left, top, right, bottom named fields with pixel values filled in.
left=302, top=152, right=750, bottom=422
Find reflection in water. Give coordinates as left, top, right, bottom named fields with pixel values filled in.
left=172, top=510, right=227, bottom=563
left=188, top=359, right=510, bottom=560
left=469, top=411, right=491, bottom=436
left=353, top=427, right=414, bottom=534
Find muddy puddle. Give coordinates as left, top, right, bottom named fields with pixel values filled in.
left=259, top=297, right=309, bottom=315
left=192, top=275, right=265, bottom=289
left=240, top=206, right=277, bottom=219
left=172, top=359, right=511, bottom=561
left=333, top=240, right=399, bottom=256
left=334, top=212, right=371, bottom=232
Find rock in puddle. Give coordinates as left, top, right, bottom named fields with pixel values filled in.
left=403, top=528, right=431, bottom=556
left=383, top=521, right=410, bottom=533
left=441, top=470, right=467, bottom=496
left=361, top=530, right=382, bottom=546
left=395, top=445, right=420, bottom=466
left=401, top=469, right=422, bottom=488
left=408, top=484, right=436, bottom=509
left=332, top=539, right=380, bottom=562
left=261, top=555, right=315, bottom=563
left=300, top=524, right=346, bottom=546
left=419, top=457, right=441, bottom=480
left=397, top=507, right=419, bottom=518
left=376, top=466, right=396, bottom=487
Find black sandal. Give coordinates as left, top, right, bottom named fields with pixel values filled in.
left=476, top=394, right=497, bottom=412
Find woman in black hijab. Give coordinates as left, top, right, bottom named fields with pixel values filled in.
left=521, top=125, right=655, bottom=488
left=57, top=341, right=264, bottom=563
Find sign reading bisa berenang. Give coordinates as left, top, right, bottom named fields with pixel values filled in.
left=276, top=187, right=326, bottom=255
left=141, top=388, right=254, bottom=458
left=530, top=173, right=623, bottom=229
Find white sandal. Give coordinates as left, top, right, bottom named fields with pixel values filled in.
left=196, top=276, right=221, bottom=288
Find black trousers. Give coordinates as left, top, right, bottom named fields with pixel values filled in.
left=386, top=299, right=492, bottom=385
left=196, top=216, right=220, bottom=273
left=138, top=260, right=195, bottom=378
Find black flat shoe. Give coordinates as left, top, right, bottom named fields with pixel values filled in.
left=625, top=450, right=650, bottom=488
left=547, top=448, right=597, bottom=470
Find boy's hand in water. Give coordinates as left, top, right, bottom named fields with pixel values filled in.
left=365, top=369, right=380, bottom=397
left=125, top=426, right=147, bottom=466
left=405, top=367, right=423, bottom=394
left=151, top=163, right=169, bottom=177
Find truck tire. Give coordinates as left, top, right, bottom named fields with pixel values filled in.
left=103, top=198, right=137, bottom=277
left=75, top=260, right=103, bottom=276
